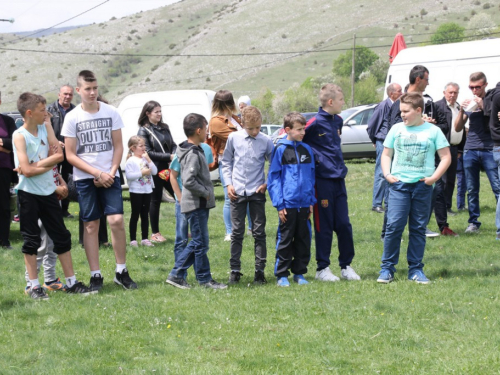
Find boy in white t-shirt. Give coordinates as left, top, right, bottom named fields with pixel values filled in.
left=61, top=70, right=137, bottom=291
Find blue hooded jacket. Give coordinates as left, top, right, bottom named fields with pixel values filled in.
left=303, top=107, right=348, bottom=179
left=267, top=138, right=316, bottom=211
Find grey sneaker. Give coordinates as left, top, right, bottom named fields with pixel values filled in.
left=166, top=275, right=191, bottom=289
left=425, top=227, right=440, bottom=237
left=200, top=279, right=228, bottom=290
left=465, top=224, right=480, bottom=234
left=28, top=285, right=49, bottom=300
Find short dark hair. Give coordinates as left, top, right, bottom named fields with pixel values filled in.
left=470, top=72, right=487, bottom=84
left=283, top=111, right=306, bottom=129
left=17, top=92, right=46, bottom=117
left=183, top=113, right=207, bottom=137
left=409, top=65, right=429, bottom=84
left=77, top=70, right=97, bottom=87
left=400, top=92, right=424, bottom=111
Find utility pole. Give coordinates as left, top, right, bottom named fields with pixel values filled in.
left=351, top=34, right=356, bottom=108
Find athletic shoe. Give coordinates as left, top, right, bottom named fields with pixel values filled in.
left=293, top=274, right=309, bottom=285
left=371, top=206, right=385, bottom=213
left=457, top=207, right=467, bottom=212
left=89, top=273, right=104, bottom=292
left=12, top=215, right=20, bottom=223
left=166, top=275, right=191, bottom=289
left=228, top=271, right=243, bottom=284
left=447, top=209, right=457, bottom=216
left=28, top=285, right=49, bottom=300
left=377, top=269, right=394, bottom=284
left=315, top=267, right=340, bottom=282
left=341, top=266, right=361, bottom=280
left=441, top=227, right=459, bottom=237
left=425, top=227, right=440, bottom=237
left=151, top=232, right=167, bottom=243
left=114, top=269, right=138, bottom=290
left=465, top=224, right=480, bottom=234
left=129, top=240, right=139, bottom=247
left=141, top=239, right=154, bottom=247
left=408, top=270, right=430, bottom=284
left=253, top=270, right=267, bottom=285
left=66, top=281, right=97, bottom=295
left=200, top=279, right=228, bottom=289
left=43, top=278, right=68, bottom=292
left=277, top=277, right=290, bottom=287
left=224, top=234, right=231, bottom=242
left=24, top=286, right=31, bottom=295
left=62, top=211, right=74, bottom=219
left=246, top=229, right=252, bottom=236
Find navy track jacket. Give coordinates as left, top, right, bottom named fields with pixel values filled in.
left=267, top=139, right=317, bottom=211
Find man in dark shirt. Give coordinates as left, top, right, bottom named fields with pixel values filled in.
left=456, top=72, right=500, bottom=233
left=47, top=85, right=75, bottom=218
left=488, top=79, right=500, bottom=239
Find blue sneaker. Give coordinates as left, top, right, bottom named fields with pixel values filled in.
left=277, top=277, right=290, bottom=287
left=408, top=270, right=430, bottom=284
left=377, top=269, right=394, bottom=284
left=293, top=275, right=309, bottom=285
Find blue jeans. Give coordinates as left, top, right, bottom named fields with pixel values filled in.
left=493, top=147, right=500, bottom=235
left=219, top=164, right=232, bottom=235
left=456, top=154, right=467, bottom=209
left=463, top=149, right=500, bottom=227
left=169, top=208, right=211, bottom=283
left=173, top=201, right=188, bottom=262
left=381, top=181, right=433, bottom=274
left=372, top=140, right=387, bottom=208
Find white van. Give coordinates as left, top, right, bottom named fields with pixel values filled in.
left=385, top=38, right=500, bottom=103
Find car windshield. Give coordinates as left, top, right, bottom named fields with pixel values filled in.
left=338, top=108, right=358, bottom=120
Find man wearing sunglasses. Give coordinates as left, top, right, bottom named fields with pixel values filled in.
left=455, top=72, right=500, bottom=234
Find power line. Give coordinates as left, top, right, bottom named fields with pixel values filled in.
left=0, top=0, right=110, bottom=46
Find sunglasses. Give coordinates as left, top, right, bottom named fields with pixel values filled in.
left=469, top=84, right=485, bottom=90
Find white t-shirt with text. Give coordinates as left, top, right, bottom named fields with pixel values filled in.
left=61, top=102, right=124, bottom=180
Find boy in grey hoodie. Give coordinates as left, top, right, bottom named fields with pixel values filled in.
left=166, top=113, right=227, bottom=290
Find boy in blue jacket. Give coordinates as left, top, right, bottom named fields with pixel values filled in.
left=303, top=84, right=361, bottom=282
left=268, top=112, right=316, bottom=286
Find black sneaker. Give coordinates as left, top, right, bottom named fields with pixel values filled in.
left=114, top=269, right=138, bottom=290
left=89, top=273, right=104, bottom=292
left=253, top=270, right=267, bottom=285
left=66, top=281, right=97, bottom=295
left=228, top=271, right=243, bottom=284
left=28, top=285, right=49, bottom=300
left=166, top=275, right=191, bottom=289
left=200, top=279, right=228, bottom=290
left=62, top=211, right=74, bottom=219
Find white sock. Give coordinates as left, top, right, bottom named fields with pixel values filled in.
left=66, top=276, right=77, bottom=288
left=116, top=264, right=126, bottom=274
left=91, top=270, right=102, bottom=277
left=30, top=279, right=40, bottom=288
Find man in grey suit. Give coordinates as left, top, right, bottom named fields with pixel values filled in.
left=366, top=83, right=402, bottom=213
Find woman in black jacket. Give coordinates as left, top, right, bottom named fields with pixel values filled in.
left=137, top=101, right=176, bottom=243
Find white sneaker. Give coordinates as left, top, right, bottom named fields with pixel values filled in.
left=341, top=266, right=361, bottom=280
left=315, top=267, right=340, bottom=282
left=224, top=234, right=231, bottom=242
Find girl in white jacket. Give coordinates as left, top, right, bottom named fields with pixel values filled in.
left=125, top=136, right=157, bottom=247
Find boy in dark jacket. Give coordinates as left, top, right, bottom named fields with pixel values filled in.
left=166, top=113, right=227, bottom=290
left=303, top=84, right=361, bottom=282
left=268, top=112, right=316, bottom=287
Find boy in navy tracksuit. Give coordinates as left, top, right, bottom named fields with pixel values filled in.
left=303, top=84, right=361, bottom=282
left=268, top=112, right=316, bottom=287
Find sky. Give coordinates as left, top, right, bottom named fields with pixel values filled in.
left=0, top=0, right=179, bottom=33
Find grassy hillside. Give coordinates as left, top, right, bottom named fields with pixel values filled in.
left=0, top=0, right=498, bottom=111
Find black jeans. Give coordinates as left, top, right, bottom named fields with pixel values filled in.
left=229, top=192, right=267, bottom=272
left=18, top=190, right=71, bottom=255
left=150, top=173, right=174, bottom=234
left=0, top=168, right=12, bottom=246
left=129, top=192, right=152, bottom=241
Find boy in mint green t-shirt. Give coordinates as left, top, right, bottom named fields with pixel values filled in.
left=377, top=92, right=450, bottom=285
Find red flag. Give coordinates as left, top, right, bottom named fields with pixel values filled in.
left=389, top=33, right=407, bottom=63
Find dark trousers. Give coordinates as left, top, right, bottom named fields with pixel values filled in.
left=129, top=192, right=152, bottom=241
left=444, top=146, right=458, bottom=210
left=0, top=168, right=12, bottom=246
left=150, top=173, right=174, bottom=234
left=230, top=192, right=267, bottom=272
left=274, top=208, right=311, bottom=278
left=313, top=178, right=355, bottom=270
left=18, top=190, right=71, bottom=255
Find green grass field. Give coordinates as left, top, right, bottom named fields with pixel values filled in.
left=1, top=160, right=500, bottom=374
